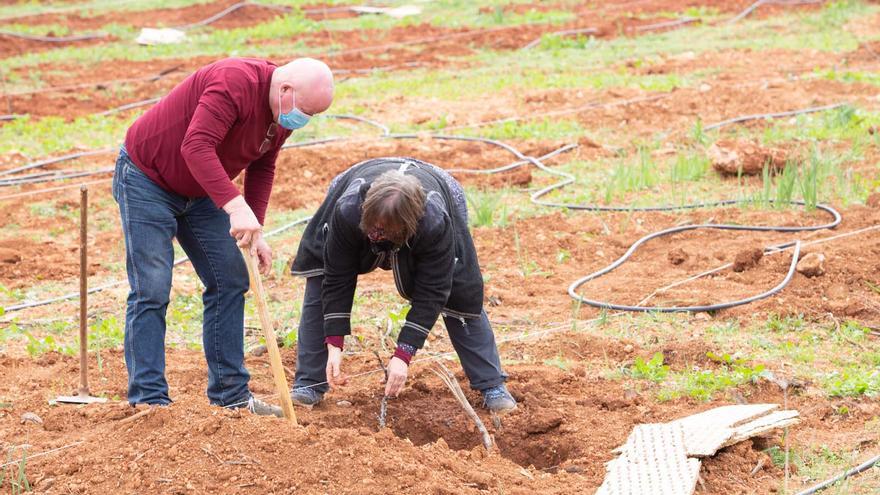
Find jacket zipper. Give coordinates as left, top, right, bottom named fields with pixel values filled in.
left=391, top=249, right=407, bottom=299
left=369, top=251, right=385, bottom=273
left=391, top=250, right=480, bottom=324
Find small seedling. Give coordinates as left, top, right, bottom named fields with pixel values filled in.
left=629, top=352, right=669, bottom=382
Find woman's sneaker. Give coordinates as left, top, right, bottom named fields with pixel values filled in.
left=481, top=385, right=517, bottom=412
left=247, top=396, right=283, bottom=417
left=291, top=387, right=324, bottom=407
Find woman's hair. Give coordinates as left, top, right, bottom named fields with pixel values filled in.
left=360, top=170, right=426, bottom=245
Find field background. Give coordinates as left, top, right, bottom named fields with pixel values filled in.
left=1, top=0, right=880, bottom=493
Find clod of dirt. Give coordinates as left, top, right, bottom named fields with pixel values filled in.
left=796, top=252, right=826, bottom=278
left=667, top=247, right=689, bottom=266
left=0, top=247, right=21, bottom=264
left=708, top=139, right=788, bottom=176
left=732, top=247, right=764, bottom=272
left=524, top=410, right=564, bottom=435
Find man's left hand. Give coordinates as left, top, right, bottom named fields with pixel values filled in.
left=384, top=357, right=409, bottom=397
left=253, top=236, right=272, bottom=275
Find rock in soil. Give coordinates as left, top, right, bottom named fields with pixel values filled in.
left=796, top=252, right=826, bottom=278
left=708, top=139, right=788, bottom=176
left=733, top=247, right=764, bottom=272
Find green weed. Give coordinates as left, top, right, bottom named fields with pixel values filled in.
left=659, top=360, right=766, bottom=401
left=468, top=189, right=509, bottom=228
left=628, top=352, right=669, bottom=382
left=824, top=368, right=880, bottom=398
left=543, top=355, right=572, bottom=371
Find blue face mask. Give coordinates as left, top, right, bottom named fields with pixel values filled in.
left=278, top=91, right=310, bottom=130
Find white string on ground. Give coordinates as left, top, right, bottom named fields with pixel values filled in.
left=0, top=441, right=84, bottom=469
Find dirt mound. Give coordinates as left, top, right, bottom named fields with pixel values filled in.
left=733, top=247, right=764, bottom=272
left=708, top=139, right=789, bottom=176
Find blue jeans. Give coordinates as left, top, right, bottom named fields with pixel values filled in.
left=112, top=147, right=251, bottom=406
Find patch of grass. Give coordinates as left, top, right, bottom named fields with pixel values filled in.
left=543, top=355, right=573, bottom=371
left=604, top=147, right=660, bottom=202
left=669, top=151, right=710, bottom=184
left=463, top=118, right=585, bottom=141
left=467, top=189, right=509, bottom=228
left=0, top=114, right=133, bottom=157
left=24, top=331, right=76, bottom=357
left=512, top=224, right=552, bottom=278
left=88, top=316, right=124, bottom=350
left=658, top=359, right=767, bottom=401
left=766, top=313, right=806, bottom=333
left=824, top=367, right=880, bottom=398
left=628, top=352, right=669, bottom=382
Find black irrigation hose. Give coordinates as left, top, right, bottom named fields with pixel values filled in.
left=794, top=453, right=880, bottom=495
left=522, top=27, right=598, bottom=50
left=0, top=29, right=106, bottom=43
left=0, top=114, right=846, bottom=315
left=0, top=167, right=114, bottom=187
left=0, top=148, right=115, bottom=177
left=174, top=1, right=291, bottom=31
left=2, top=216, right=312, bottom=313
left=704, top=102, right=847, bottom=131
left=383, top=132, right=842, bottom=313
left=97, top=97, right=161, bottom=117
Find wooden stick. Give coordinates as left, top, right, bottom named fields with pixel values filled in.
left=431, top=362, right=493, bottom=450
left=119, top=406, right=155, bottom=425
left=79, top=185, right=89, bottom=396
left=240, top=248, right=297, bottom=424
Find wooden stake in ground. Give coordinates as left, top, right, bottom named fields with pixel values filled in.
left=240, top=248, right=297, bottom=424
left=55, top=185, right=106, bottom=405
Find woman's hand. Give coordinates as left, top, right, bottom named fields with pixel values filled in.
left=384, top=357, right=409, bottom=397
left=326, top=344, right=347, bottom=387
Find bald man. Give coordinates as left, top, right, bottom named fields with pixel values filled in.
left=112, top=57, right=333, bottom=414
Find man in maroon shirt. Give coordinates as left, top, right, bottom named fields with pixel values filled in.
left=112, top=57, right=333, bottom=415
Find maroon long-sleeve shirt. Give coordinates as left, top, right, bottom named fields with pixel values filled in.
left=124, top=58, right=291, bottom=224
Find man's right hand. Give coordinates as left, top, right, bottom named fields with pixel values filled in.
left=223, top=195, right=262, bottom=252
left=326, top=344, right=347, bottom=388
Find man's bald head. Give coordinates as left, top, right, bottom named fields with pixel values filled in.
left=270, top=57, right=334, bottom=119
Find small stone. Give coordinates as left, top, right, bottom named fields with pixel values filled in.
left=797, top=252, right=826, bottom=278
left=336, top=400, right=352, bottom=407
left=623, top=344, right=634, bottom=353
left=250, top=345, right=267, bottom=357
left=699, top=83, right=712, bottom=92
left=20, top=412, right=43, bottom=425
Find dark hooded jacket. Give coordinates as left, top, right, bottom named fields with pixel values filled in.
left=290, top=157, right=483, bottom=350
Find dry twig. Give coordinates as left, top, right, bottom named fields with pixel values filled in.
left=431, top=362, right=493, bottom=451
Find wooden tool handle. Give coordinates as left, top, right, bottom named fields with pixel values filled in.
left=240, top=248, right=297, bottom=424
